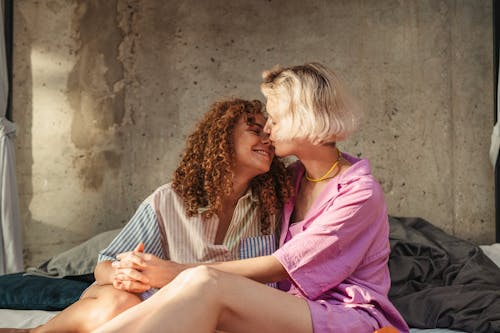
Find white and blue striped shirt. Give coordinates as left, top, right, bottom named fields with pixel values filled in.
left=98, top=183, right=277, bottom=265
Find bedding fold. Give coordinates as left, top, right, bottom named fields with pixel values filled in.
left=388, top=216, right=500, bottom=333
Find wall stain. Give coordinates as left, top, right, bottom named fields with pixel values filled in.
left=75, top=150, right=122, bottom=191
left=67, top=0, right=126, bottom=190
left=46, top=1, right=64, bottom=14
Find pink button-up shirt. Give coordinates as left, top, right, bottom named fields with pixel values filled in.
left=273, top=154, right=409, bottom=332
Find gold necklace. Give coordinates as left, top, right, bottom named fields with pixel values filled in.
left=305, top=149, right=342, bottom=182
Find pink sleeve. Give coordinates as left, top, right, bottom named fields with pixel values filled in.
left=273, top=178, right=387, bottom=300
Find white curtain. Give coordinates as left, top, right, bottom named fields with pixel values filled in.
left=0, top=2, right=23, bottom=275
left=491, top=54, right=500, bottom=168
left=492, top=121, right=500, bottom=167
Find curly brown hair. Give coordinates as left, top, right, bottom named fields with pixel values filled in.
left=172, top=98, right=293, bottom=234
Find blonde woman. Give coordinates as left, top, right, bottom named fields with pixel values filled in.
left=91, top=64, right=409, bottom=333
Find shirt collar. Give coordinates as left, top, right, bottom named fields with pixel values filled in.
left=336, top=152, right=372, bottom=185
left=197, top=187, right=256, bottom=214
left=292, top=152, right=371, bottom=185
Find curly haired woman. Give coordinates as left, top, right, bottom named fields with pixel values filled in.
left=4, top=98, right=292, bottom=333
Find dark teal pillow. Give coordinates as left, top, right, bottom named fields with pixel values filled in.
left=0, top=273, right=92, bottom=310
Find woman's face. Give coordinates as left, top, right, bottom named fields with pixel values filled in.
left=232, top=113, right=275, bottom=179
left=264, top=96, right=296, bottom=157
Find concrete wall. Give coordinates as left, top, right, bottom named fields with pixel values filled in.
left=13, top=0, right=494, bottom=267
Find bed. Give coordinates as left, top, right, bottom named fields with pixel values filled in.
left=0, top=217, right=499, bottom=333
left=0, top=229, right=119, bottom=328
left=403, top=242, right=500, bottom=333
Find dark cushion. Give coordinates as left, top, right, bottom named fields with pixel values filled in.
left=0, top=273, right=92, bottom=310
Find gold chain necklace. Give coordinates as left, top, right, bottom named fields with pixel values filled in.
left=305, top=149, right=342, bottom=182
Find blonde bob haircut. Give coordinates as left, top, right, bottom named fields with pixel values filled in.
left=260, top=62, right=360, bottom=144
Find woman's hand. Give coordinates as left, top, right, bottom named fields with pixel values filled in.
left=109, top=242, right=150, bottom=293
left=112, top=244, right=186, bottom=291
left=94, top=242, right=147, bottom=289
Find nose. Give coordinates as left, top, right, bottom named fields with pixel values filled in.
left=263, top=119, right=272, bottom=134
left=261, top=131, right=271, bottom=145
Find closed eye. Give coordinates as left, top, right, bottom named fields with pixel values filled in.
left=247, top=124, right=264, bottom=136
left=249, top=128, right=262, bottom=136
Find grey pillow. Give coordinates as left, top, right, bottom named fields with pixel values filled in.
left=26, top=229, right=120, bottom=278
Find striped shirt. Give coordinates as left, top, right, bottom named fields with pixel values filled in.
left=98, top=183, right=277, bottom=265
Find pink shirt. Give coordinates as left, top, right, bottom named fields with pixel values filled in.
left=273, top=154, right=409, bottom=332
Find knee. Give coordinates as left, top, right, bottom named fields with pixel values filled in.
left=165, top=265, right=220, bottom=294
left=110, top=288, right=142, bottom=312
left=106, top=288, right=142, bottom=314
left=92, top=287, right=141, bottom=320
left=77, top=286, right=141, bottom=333
left=182, top=265, right=219, bottom=285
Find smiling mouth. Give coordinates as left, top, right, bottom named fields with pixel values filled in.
left=254, top=149, right=272, bottom=158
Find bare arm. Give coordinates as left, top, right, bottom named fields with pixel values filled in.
left=207, top=255, right=287, bottom=283
left=94, top=260, right=115, bottom=285
left=113, top=250, right=288, bottom=291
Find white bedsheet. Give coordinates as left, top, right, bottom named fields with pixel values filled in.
left=0, top=309, right=57, bottom=328
left=1, top=244, right=499, bottom=331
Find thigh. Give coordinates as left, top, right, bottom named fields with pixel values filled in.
left=214, top=271, right=313, bottom=333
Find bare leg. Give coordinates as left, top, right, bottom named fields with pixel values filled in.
left=28, top=284, right=141, bottom=333
left=93, top=266, right=313, bottom=333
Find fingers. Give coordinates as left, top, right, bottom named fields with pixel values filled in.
left=116, top=241, right=145, bottom=261
left=114, top=268, right=150, bottom=284
left=113, top=279, right=150, bottom=293
left=116, top=252, right=146, bottom=267
left=112, top=258, right=145, bottom=271
left=134, top=242, right=145, bottom=253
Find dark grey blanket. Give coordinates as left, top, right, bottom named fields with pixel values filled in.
left=388, top=216, right=500, bottom=333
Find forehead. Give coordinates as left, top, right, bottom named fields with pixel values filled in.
left=252, top=113, right=267, bottom=125
left=236, top=112, right=266, bottom=126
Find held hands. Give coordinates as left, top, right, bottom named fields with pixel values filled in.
left=111, top=242, right=149, bottom=293
left=111, top=242, right=184, bottom=293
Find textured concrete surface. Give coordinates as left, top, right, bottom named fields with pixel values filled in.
left=12, top=0, right=494, bottom=267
